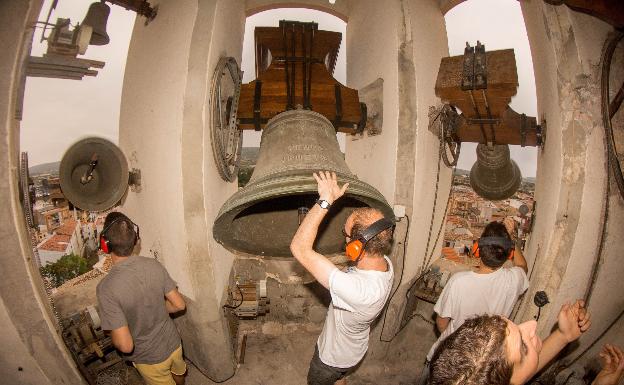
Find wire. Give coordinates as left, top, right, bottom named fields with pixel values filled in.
left=385, top=297, right=436, bottom=341
left=222, top=284, right=244, bottom=309
left=420, top=147, right=444, bottom=275
left=378, top=105, right=457, bottom=343
left=379, top=214, right=410, bottom=342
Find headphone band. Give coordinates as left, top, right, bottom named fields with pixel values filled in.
left=478, top=236, right=514, bottom=251
left=101, top=216, right=140, bottom=240
left=356, top=217, right=395, bottom=244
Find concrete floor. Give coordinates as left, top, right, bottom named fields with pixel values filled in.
left=184, top=315, right=436, bottom=385
left=91, top=310, right=436, bottom=384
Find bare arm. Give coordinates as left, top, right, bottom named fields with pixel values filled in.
left=290, top=171, right=348, bottom=289
left=537, top=300, right=592, bottom=372
left=512, top=243, right=528, bottom=274
left=165, top=288, right=186, bottom=313
left=593, top=344, right=624, bottom=385
left=110, top=325, right=133, bottom=353
left=436, top=315, right=450, bottom=333
left=503, top=217, right=528, bottom=273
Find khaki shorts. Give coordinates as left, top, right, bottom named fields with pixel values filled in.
left=134, top=345, right=186, bottom=385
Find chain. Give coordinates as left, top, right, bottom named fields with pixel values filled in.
left=20, top=152, right=62, bottom=328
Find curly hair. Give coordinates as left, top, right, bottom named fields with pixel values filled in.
left=348, top=207, right=393, bottom=257
left=429, top=315, right=513, bottom=385
left=480, top=221, right=513, bottom=269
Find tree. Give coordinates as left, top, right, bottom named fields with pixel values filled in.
left=39, top=253, right=89, bottom=287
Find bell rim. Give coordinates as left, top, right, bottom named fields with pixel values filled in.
left=216, top=172, right=392, bottom=219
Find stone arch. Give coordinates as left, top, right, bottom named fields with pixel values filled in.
left=514, top=2, right=623, bottom=365
left=245, top=1, right=349, bottom=21
left=0, top=1, right=86, bottom=383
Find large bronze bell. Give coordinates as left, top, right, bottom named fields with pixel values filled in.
left=60, top=137, right=129, bottom=211
left=470, top=143, right=522, bottom=201
left=81, top=2, right=110, bottom=46
left=213, top=109, right=393, bottom=258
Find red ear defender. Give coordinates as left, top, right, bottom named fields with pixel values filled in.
left=98, top=215, right=139, bottom=255
left=471, top=242, right=480, bottom=258
left=100, top=235, right=110, bottom=254
left=472, top=237, right=515, bottom=260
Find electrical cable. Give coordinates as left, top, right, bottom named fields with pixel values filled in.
left=208, top=283, right=245, bottom=383
left=379, top=214, right=410, bottom=342
left=378, top=161, right=455, bottom=342
left=420, top=142, right=444, bottom=275
left=583, top=31, right=624, bottom=307
left=422, top=183, right=453, bottom=271
left=602, top=31, right=624, bottom=200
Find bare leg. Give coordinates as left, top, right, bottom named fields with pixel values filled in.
left=334, top=378, right=347, bottom=385
left=172, top=371, right=185, bottom=385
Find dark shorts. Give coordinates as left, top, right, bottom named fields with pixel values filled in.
left=307, top=345, right=355, bottom=385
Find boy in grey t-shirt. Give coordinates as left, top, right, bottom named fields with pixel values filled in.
left=96, top=212, right=187, bottom=385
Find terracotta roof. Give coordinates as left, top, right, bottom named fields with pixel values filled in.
left=442, top=247, right=461, bottom=262
left=55, top=219, right=77, bottom=236
left=39, top=234, right=71, bottom=252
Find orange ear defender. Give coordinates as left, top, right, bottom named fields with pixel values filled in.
left=471, top=236, right=514, bottom=260
left=345, top=217, right=395, bottom=262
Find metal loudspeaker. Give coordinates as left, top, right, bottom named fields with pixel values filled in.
left=213, top=109, right=393, bottom=258
left=60, top=137, right=128, bottom=211
left=81, top=2, right=110, bottom=46
left=470, top=143, right=522, bottom=201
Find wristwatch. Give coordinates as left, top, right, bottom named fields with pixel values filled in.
left=316, top=199, right=331, bottom=210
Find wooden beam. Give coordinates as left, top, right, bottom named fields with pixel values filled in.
left=455, top=106, right=540, bottom=146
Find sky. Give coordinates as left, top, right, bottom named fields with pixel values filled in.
left=240, top=8, right=348, bottom=151
left=20, top=0, right=537, bottom=176
left=20, top=0, right=135, bottom=166
left=445, top=0, right=538, bottom=177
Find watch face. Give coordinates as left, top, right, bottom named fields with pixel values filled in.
left=318, top=200, right=330, bottom=209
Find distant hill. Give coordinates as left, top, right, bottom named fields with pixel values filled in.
left=29, top=161, right=60, bottom=176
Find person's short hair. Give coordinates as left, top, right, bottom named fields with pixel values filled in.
left=102, top=212, right=137, bottom=256
left=479, top=221, right=512, bottom=269
left=348, top=207, right=393, bottom=257
left=429, top=314, right=512, bottom=385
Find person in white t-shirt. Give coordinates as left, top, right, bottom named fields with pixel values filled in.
left=290, top=171, right=395, bottom=385
left=418, top=219, right=529, bottom=384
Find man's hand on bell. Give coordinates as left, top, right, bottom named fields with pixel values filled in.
left=313, top=171, right=349, bottom=205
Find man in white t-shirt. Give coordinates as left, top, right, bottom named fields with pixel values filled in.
left=290, top=171, right=395, bottom=385
left=418, top=220, right=529, bottom=384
